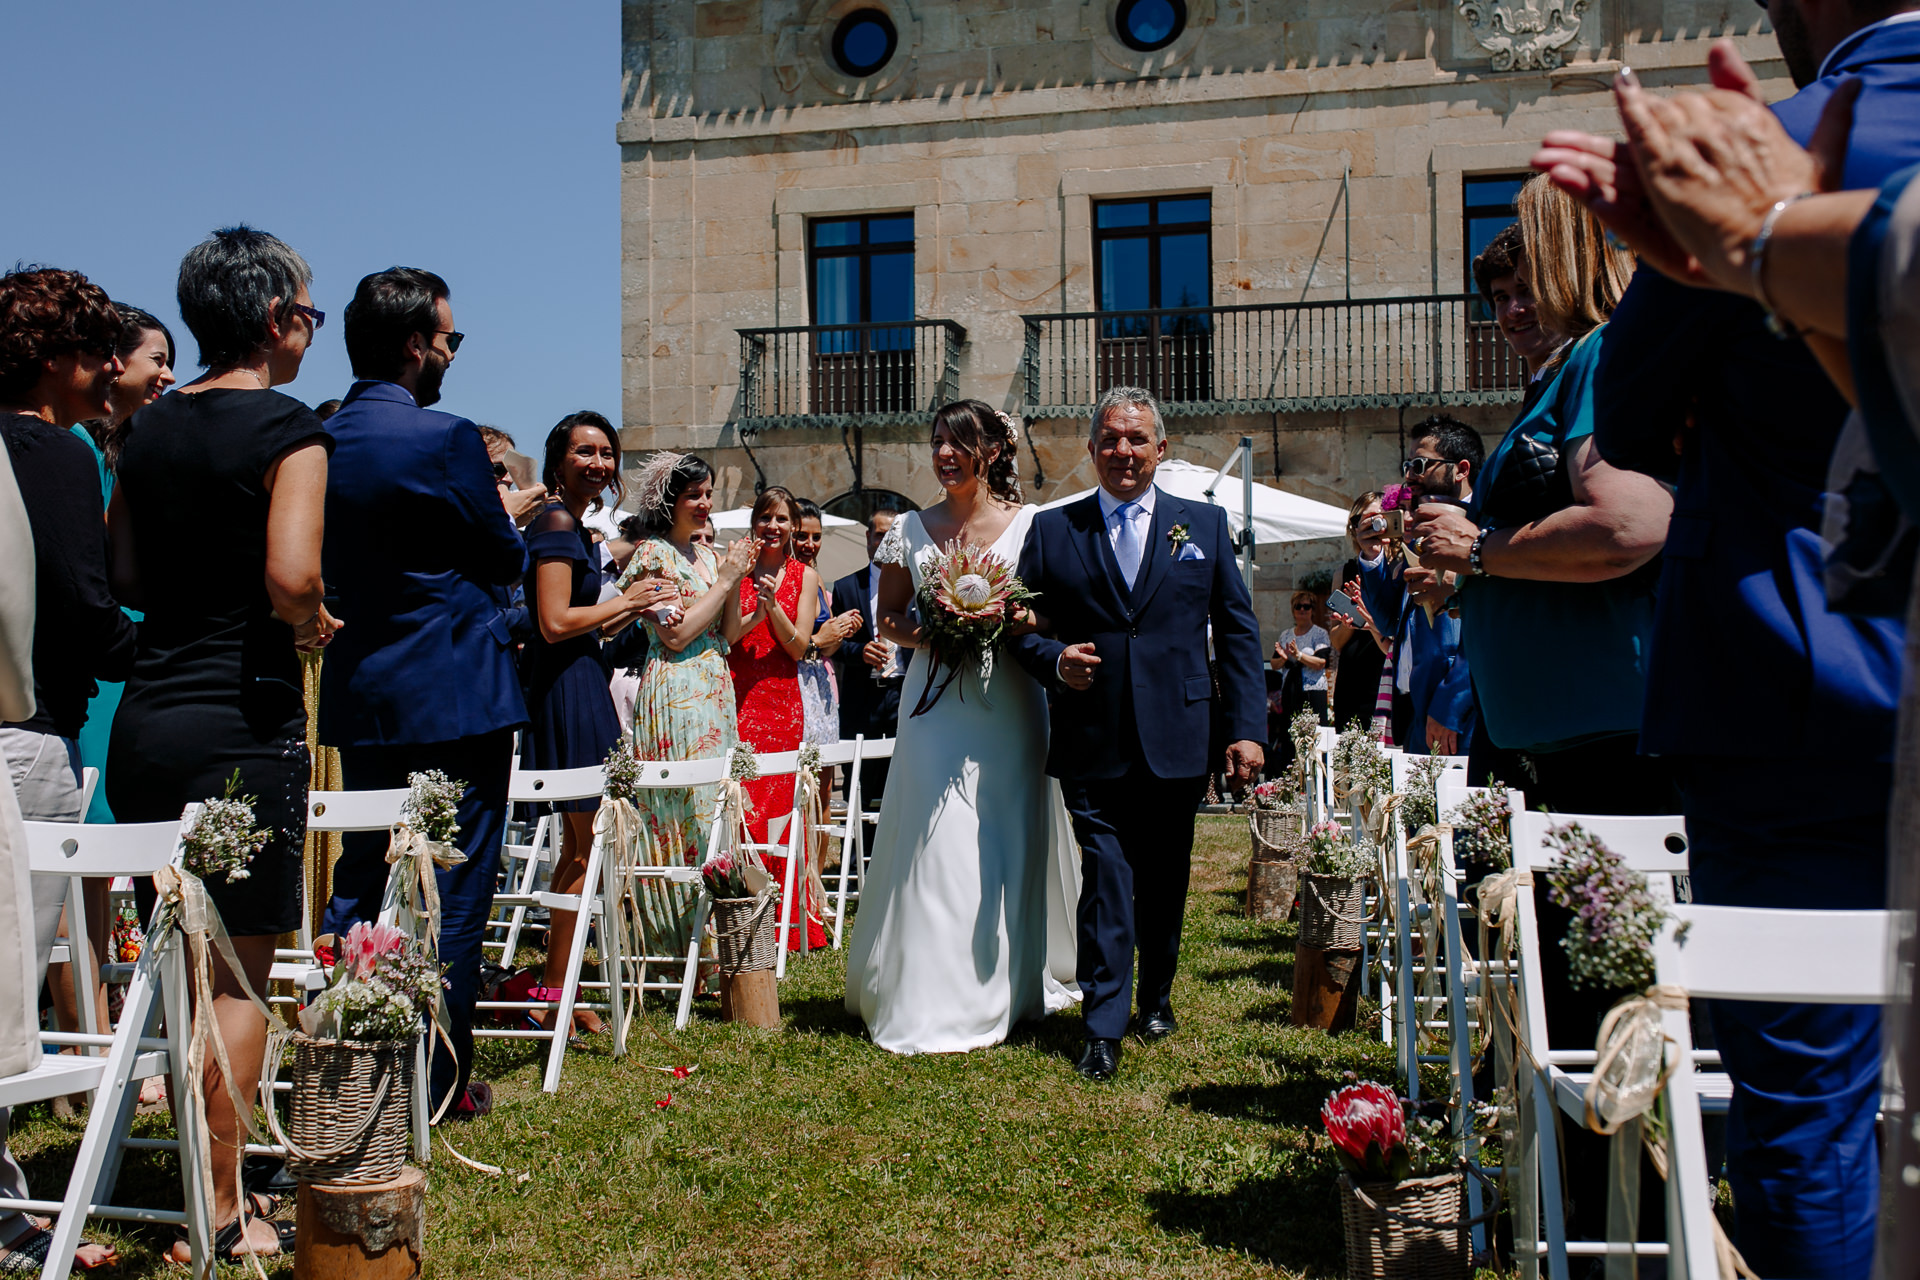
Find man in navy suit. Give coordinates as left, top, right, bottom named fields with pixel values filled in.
left=1010, top=387, right=1265, bottom=1082
left=1547, top=4, right=1920, bottom=1268
left=829, top=506, right=903, bottom=807
left=318, top=268, right=528, bottom=1120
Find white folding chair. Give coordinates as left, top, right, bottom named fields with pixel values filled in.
left=1653, top=905, right=1897, bottom=1280
left=465, top=766, right=624, bottom=1096
left=3, top=816, right=211, bottom=1280
left=600, top=757, right=731, bottom=1044
left=730, top=751, right=811, bottom=978
left=1509, top=807, right=1703, bottom=1280
left=1306, top=725, right=1338, bottom=826
left=302, top=787, right=432, bottom=1159
left=808, top=738, right=863, bottom=949
left=1375, top=750, right=1466, bottom=1090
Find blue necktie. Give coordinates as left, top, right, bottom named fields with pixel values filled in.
left=1114, top=501, right=1143, bottom=590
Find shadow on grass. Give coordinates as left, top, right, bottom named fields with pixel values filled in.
left=1203, top=958, right=1295, bottom=986
left=784, top=994, right=867, bottom=1037
left=1147, top=1169, right=1346, bottom=1275
left=1170, top=1079, right=1348, bottom=1126
left=1005, top=1008, right=1090, bottom=1062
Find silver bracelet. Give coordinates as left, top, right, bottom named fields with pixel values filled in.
left=1750, top=193, right=1814, bottom=339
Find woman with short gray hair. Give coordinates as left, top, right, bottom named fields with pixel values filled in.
left=108, top=225, right=334, bottom=1264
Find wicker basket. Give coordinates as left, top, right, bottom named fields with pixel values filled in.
left=1299, top=873, right=1369, bottom=950
left=1338, top=1172, right=1470, bottom=1280
left=284, top=1035, right=413, bottom=1186
left=1248, top=806, right=1303, bottom=861
left=711, top=895, right=778, bottom=975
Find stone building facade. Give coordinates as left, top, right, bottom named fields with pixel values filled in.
left=617, top=0, right=1787, bottom=631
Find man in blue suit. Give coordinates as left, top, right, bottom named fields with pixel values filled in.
left=1010, top=387, right=1266, bottom=1082
left=1551, top=6, right=1920, bottom=1270
left=318, top=269, right=529, bottom=1121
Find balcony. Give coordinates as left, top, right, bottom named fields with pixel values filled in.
left=1020, top=294, right=1526, bottom=419
left=734, top=319, right=966, bottom=431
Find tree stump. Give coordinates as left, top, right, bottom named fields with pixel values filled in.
left=1292, top=945, right=1363, bottom=1033
left=718, top=969, right=780, bottom=1027
left=1246, top=859, right=1298, bottom=922
left=294, top=1166, right=424, bottom=1280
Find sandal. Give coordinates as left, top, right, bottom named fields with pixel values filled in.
left=0, top=1222, right=118, bottom=1273
left=171, top=1216, right=297, bottom=1264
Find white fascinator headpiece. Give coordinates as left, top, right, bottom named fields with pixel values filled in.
left=632, top=450, right=689, bottom=521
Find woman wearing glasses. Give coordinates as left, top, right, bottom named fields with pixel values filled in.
left=1266, top=591, right=1330, bottom=770
left=108, top=226, right=335, bottom=1264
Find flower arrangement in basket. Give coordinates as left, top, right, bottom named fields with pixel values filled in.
left=1323, top=1076, right=1488, bottom=1280
left=909, top=539, right=1038, bottom=717
left=1298, top=821, right=1374, bottom=951
left=701, top=853, right=780, bottom=976
left=289, top=922, right=448, bottom=1184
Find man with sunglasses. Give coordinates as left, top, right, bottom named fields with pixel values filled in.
left=1357, top=417, right=1479, bottom=755
left=317, top=268, right=528, bottom=1126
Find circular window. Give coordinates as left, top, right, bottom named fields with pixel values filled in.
left=1115, top=0, right=1187, bottom=52
left=832, top=9, right=898, bottom=78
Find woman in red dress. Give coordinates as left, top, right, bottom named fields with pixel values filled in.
left=724, top=486, right=827, bottom=949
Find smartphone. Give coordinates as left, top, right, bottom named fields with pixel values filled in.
left=1328, top=590, right=1359, bottom=623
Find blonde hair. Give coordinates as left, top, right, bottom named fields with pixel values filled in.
left=1515, top=173, right=1633, bottom=341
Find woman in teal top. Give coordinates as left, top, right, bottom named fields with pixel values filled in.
left=1405, top=178, right=1674, bottom=813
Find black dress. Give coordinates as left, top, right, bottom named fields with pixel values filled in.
left=108, top=389, right=331, bottom=937
left=519, top=502, right=620, bottom=812
left=1331, top=555, right=1388, bottom=731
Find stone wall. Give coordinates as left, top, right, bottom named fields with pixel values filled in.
left=617, top=0, right=1790, bottom=610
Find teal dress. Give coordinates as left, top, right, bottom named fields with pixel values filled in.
left=69, top=426, right=136, bottom=822
left=1457, top=326, right=1659, bottom=753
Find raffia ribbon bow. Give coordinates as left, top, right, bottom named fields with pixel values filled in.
left=383, top=820, right=466, bottom=960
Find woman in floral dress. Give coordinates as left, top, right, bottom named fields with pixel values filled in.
left=617, top=453, right=753, bottom=949
left=724, top=486, right=828, bottom=950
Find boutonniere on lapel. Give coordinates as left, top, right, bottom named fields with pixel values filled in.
left=1167, top=524, right=1191, bottom=557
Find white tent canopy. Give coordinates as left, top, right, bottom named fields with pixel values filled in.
left=1040, top=458, right=1349, bottom=545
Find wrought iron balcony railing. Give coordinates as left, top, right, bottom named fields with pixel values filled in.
left=1020, top=293, right=1526, bottom=418
left=734, top=318, right=966, bottom=431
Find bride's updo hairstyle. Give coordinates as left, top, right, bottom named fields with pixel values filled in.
left=931, top=399, right=1022, bottom=504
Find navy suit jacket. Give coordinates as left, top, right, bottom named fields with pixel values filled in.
left=830, top=567, right=880, bottom=736
left=1009, top=489, right=1265, bottom=781
left=1592, top=20, right=1920, bottom=759
left=317, top=380, right=530, bottom=747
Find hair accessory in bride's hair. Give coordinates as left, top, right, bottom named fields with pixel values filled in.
left=632, top=450, right=689, bottom=519
left=993, top=410, right=1021, bottom=444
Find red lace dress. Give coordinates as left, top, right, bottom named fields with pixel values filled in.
left=727, top=560, right=826, bottom=949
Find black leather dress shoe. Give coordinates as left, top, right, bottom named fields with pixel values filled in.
left=1137, top=1006, right=1178, bottom=1041
left=1075, top=1038, right=1121, bottom=1081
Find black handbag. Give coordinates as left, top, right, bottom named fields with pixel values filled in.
left=1480, top=430, right=1574, bottom=529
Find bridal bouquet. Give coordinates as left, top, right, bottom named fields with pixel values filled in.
left=910, top=539, right=1038, bottom=716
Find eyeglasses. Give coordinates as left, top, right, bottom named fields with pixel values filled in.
left=431, top=330, right=465, bottom=353
left=290, top=303, right=326, bottom=330
left=1401, top=457, right=1452, bottom=477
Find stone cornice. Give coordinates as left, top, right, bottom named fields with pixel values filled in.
left=616, top=31, right=1783, bottom=145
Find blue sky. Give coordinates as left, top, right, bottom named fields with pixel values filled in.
left=2, top=1, right=618, bottom=451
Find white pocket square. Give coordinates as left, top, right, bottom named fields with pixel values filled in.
left=1176, top=544, right=1206, bottom=561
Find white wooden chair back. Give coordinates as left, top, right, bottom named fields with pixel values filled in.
left=824, top=736, right=878, bottom=949
left=4, top=815, right=212, bottom=1276
left=1508, top=806, right=1693, bottom=1280
left=1655, top=905, right=1898, bottom=1280
left=305, top=788, right=409, bottom=833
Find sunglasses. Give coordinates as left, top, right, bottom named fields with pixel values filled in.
left=1400, top=457, right=1453, bottom=477
left=290, top=303, right=326, bottom=330
left=1292, top=603, right=1315, bottom=611
left=430, top=329, right=465, bottom=353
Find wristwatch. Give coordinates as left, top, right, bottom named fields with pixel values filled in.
left=1468, top=530, right=1490, bottom=577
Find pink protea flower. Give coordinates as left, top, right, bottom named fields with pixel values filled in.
left=928, top=542, right=1020, bottom=622
left=340, top=921, right=409, bottom=981
left=1322, top=1080, right=1410, bottom=1180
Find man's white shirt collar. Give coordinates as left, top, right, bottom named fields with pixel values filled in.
left=1097, top=484, right=1157, bottom=522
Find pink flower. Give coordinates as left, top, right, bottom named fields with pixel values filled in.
left=1321, top=1081, right=1407, bottom=1170
left=1380, top=484, right=1416, bottom=513
left=340, top=921, right=409, bottom=981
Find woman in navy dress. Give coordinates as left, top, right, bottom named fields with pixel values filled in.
left=522, top=410, right=664, bottom=1035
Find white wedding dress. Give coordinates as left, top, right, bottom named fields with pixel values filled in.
left=844, top=506, right=1081, bottom=1054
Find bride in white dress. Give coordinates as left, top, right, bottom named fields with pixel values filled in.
left=845, top=401, right=1079, bottom=1054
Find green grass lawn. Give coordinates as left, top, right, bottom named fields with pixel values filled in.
left=12, top=817, right=1419, bottom=1278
